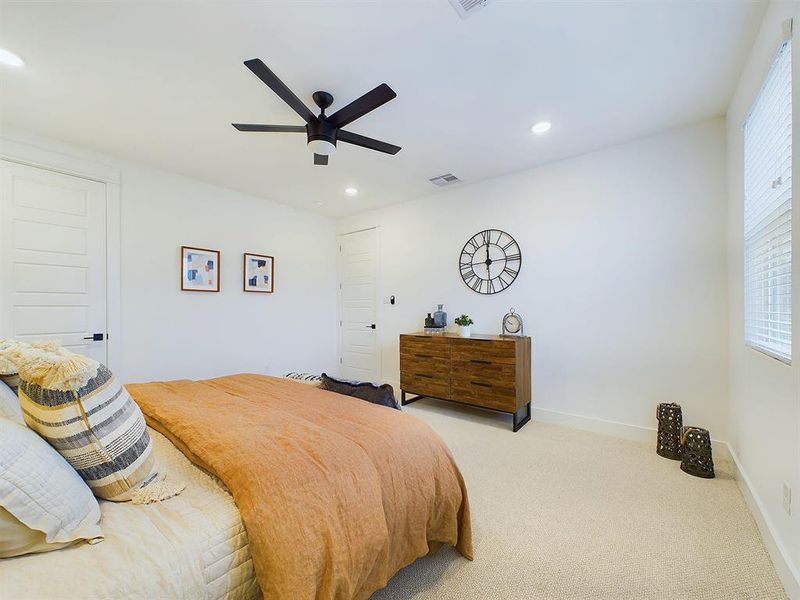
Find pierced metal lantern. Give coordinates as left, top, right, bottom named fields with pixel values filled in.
left=656, top=403, right=683, bottom=460
left=680, top=427, right=715, bottom=479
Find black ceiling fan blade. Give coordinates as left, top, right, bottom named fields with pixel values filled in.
left=243, top=59, right=316, bottom=123
left=314, top=154, right=329, bottom=165
left=327, top=84, right=397, bottom=128
left=338, top=130, right=401, bottom=155
left=232, top=124, right=306, bottom=133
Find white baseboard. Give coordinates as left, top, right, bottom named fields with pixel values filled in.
left=533, top=406, right=656, bottom=442
left=727, top=445, right=800, bottom=600
left=531, top=406, right=731, bottom=460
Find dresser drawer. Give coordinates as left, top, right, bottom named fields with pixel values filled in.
left=400, top=372, right=450, bottom=399
left=401, top=353, right=450, bottom=378
left=451, top=359, right=516, bottom=386
left=451, top=380, right=517, bottom=412
left=400, top=335, right=450, bottom=359
left=450, top=338, right=516, bottom=364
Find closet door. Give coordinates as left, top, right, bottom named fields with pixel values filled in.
left=0, top=160, right=107, bottom=363
left=338, top=227, right=379, bottom=382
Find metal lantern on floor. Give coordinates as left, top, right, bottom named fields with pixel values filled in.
left=680, top=427, right=715, bottom=479
left=656, top=403, right=683, bottom=460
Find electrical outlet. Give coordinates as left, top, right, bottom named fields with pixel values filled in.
left=783, top=482, right=792, bottom=516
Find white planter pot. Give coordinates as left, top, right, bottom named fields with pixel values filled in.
left=458, top=325, right=472, bottom=337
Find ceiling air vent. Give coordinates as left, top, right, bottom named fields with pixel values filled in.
left=429, top=173, right=461, bottom=187
left=448, top=0, right=491, bottom=20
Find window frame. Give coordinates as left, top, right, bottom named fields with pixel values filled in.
left=743, top=38, right=793, bottom=365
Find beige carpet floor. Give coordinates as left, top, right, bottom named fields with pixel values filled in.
left=373, top=398, right=786, bottom=600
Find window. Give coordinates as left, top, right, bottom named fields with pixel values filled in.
left=744, top=40, right=792, bottom=363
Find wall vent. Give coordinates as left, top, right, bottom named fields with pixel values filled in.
left=448, top=0, right=491, bottom=20
left=429, top=173, right=461, bottom=187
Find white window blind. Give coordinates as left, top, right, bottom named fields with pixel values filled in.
left=744, top=40, right=792, bottom=363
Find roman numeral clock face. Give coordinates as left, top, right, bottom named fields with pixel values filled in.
left=459, top=229, right=521, bottom=294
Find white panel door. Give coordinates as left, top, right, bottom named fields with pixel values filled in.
left=0, top=160, right=107, bottom=362
left=338, top=228, right=379, bottom=382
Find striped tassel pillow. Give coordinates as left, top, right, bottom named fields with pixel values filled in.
left=17, top=350, right=159, bottom=502
left=284, top=372, right=322, bottom=386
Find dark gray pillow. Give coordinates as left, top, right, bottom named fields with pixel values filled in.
left=319, top=374, right=399, bottom=410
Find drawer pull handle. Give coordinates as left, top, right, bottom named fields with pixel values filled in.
left=471, top=381, right=492, bottom=388
left=470, top=359, right=491, bottom=365
left=416, top=353, right=433, bottom=359
left=417, top=374, right=433, bottom=379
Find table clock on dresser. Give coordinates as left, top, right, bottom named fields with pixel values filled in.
left=399, top=332, right=532, bottom=432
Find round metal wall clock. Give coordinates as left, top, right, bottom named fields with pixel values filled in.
left=459, top=229, right=521, bottom=294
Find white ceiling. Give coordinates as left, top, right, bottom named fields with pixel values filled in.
left=0, top=1, right=764, bottom=218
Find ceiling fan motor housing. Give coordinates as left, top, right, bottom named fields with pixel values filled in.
left=307, top=119, right=338, bottom=155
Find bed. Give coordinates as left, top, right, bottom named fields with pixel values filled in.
left=0, top=428, right=260, bottom=600
left=1, top=374, right=472, bottom=600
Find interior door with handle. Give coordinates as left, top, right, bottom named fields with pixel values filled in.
left=338, top=228, right=379, bottom=381
left=0, top=160, right=108, bottom=363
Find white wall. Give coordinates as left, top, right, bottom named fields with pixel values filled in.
left=726, top=2, right=800, bottom=594
left=339, top=119, right=730, bottom=440
left=118, top=162, right=338, bottom=382
left=0, top=132, right=339, bottom=383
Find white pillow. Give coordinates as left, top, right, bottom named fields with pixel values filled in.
left=0, top=380, right=24, bottom=425
left=0, top=507, right=74, bottom=558
left=0, top=417, right=103, bottom=557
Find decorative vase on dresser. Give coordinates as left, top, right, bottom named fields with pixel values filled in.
left=433, top=304, right=447, bottom=328
left=399, top=332, right=532, bottom=432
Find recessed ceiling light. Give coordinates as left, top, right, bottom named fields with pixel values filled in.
left=344, top=187, right=358, bottom=197
left=530, top=121, right=552, bottom=135
left=0, top=48, right=24, bottom=67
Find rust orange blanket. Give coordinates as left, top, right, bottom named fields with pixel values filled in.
left=127, top=374, right=472, bottom=600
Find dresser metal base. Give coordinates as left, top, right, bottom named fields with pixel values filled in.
left=401, top=390, right=531, bottom=432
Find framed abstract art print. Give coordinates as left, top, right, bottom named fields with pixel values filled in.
left=243, top=252, right=274, bottom=293
left=181, top=246, right=220, bottom=292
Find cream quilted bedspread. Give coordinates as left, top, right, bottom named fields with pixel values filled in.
left=0, top=429, right=260, bottom=600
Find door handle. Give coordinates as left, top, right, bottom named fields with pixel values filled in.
left=365, top=324, right=376, bottom=329
left=83, top=333, right=105, bottom=341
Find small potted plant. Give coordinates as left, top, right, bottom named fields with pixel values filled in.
left=454, top=314, right=474, bottom=337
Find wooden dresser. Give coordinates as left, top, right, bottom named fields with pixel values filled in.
left=399, top=332, right=532, bottom=431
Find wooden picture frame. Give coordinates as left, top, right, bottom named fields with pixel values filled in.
left=243, top=252, right=275, bottom=293
left=181, top=246, right=220, bottom=292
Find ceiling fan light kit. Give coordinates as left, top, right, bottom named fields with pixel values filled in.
left=232, top=59, right=401, bottom=166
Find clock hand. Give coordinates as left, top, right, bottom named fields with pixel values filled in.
left=484, top=244, right=494, bottom=276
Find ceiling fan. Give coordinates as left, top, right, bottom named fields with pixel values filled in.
left=232, top=59, right=401, bottom=166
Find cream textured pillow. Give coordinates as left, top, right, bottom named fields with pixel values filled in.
left=0, top=338, right=22, bottom=393
left=17, top=349, right=166, bottom=502
left=0, top=338, right=62, bottom=393
left=0, top=417, right=102, bottom=557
